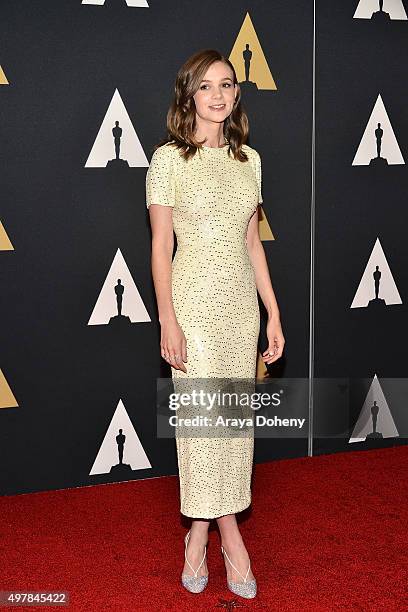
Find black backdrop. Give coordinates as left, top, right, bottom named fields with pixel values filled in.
left=1, top=1, right=405, bottom=497
left=314, top=2, right=408, bottom=454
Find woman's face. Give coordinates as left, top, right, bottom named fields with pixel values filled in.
left=192, top=61, right=237, bottom=125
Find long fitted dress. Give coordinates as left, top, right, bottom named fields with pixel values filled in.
left=146, top=140, right=263, bottom=519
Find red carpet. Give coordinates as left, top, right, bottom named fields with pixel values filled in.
left=0, top=445, right=407, bottom=611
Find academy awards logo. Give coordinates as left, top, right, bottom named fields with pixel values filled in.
left=88, top=248, right=150, bottom=325
left=90, top=399, right=151, bottom=476
left=229, top=12, right=277, bottom=91
left=350, top=237, right=402, bottom=308
left=353, top=0, right=408, bottom=21
left=228, top=12, right=275, bottom=241
left=349, top=374, right=399, bottom=442
left=352, top=94, right=405, bottom=166
left=85, top=89, right=149, bottom=168
left=82, top=0, right=148, bottom=7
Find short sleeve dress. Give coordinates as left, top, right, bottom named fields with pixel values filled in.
left=146, top=140, right=263, bottom=519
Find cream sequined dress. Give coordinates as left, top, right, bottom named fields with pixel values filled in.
left=146, top=140, right=263, bottom=519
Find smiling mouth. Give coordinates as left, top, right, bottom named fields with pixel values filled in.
left=209, top=104, right=226, bottom=110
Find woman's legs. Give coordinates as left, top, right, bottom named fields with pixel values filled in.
left=216, top=514, right=255, bottom=582
left=182, top=514, right=255, bottom=583
left=182, top=518, right=210, bottom=577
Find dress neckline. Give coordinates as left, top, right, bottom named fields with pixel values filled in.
left=201, top=140, right=229, bottom=150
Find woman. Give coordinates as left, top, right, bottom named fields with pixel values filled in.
left=146, top=49, right=284, bottom=599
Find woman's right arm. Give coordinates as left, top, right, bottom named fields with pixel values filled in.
left=148, top=205, right=187, bottom=372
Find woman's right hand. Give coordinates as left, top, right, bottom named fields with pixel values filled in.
left=160, top=319, right=188, bottom=372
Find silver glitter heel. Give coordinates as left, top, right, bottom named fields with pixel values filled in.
left=181, top=529, right=208, bottom=594
left=221, top=544, right=257, bottom=599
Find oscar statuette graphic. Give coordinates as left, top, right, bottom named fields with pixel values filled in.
left=106, top=120, right=129, bottom=168
left=365, top=401, right=384, bottom=440
left=371, top=0, right=391, bottom=21
left=370, top=122, right=388, bottom=166
left=110, top=428, right=132, bottom=475
left=108, top=279, right=131, bottom=326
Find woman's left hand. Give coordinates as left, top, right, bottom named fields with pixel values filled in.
left=262, top=315, right=285, bottom=364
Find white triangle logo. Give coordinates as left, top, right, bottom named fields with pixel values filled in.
left=352, top=94, right=405, bottom=165
left=90, top=399, right=152, bottom=475
left=353, top=0, right=407, bottom=20
left=349, top=374, right=399, bottom=442
left=351, top=237, right=402, bottom=308
left=85, top=89, right=149, bottom=168
left=88, top=248, right=151, bottom=325
left=82, top=0, right=149, bottom=7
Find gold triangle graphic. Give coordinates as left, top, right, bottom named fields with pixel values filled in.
left=0, top=65, right=9, bottom=85
left=0, top=369, right=18, bottom=409
left=256, top=350, right=271, bottom=381
left=258, top=206, right=274, bottom=241
left=0, top=221, right=14, bottom=250
left=229, top=12, right=277, bottom=90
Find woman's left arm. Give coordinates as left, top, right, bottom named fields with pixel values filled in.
left=246, top=208, right=285, bottom=364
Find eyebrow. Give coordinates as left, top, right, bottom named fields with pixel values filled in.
left=200, top=77, right=233, bottom=83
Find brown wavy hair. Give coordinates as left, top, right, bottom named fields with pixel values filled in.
left=154, top=49, right=250, bottom=162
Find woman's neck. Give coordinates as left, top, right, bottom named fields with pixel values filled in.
left=194, top=127, right=226, bottom=149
